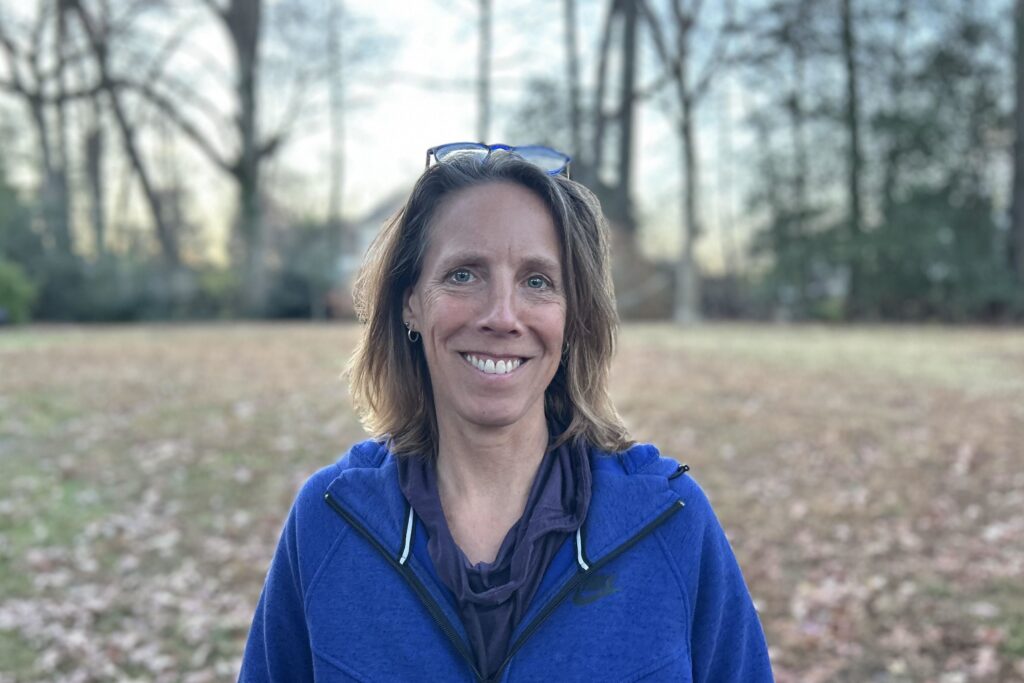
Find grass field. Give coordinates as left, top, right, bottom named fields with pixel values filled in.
left=1, top=323, right=1022, bottom=682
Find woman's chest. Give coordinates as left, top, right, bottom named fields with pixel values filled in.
left=304, top=531, right=690, bottom=682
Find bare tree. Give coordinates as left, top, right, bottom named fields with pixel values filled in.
left=83, top=102, right=105, bottom=256
left=880, top=0, right=911, bottom=220
left=327, top=0, right=344, bottom=241
left=53, top=0, right=73, bottom=253
left=213, top=0, right=269, bottom=314
left=715, top=77, right=739, bottom=279
left=587, top=0, right=616, bottom=186
left=72, top=22, right=106, bottom=258
left=739, top=0, right=822, bottom=309
left=103, top=0, right=287, bottom=313
left=1013, top=0, right=1024, bottom=282
left=477, top=0, right=492, bottom=142
left=840, top=0, right=864, bottom=316
left=0, top=4, right=74, bottom=257
left=639, top=0, right=735, bottom=324
left=588, top=0, right=641, bottom=233
left=615, top=0, right=638, bottom=231
left=69, top=0, right=182, bottom=267
left=564, top=0, right=582, bottom=159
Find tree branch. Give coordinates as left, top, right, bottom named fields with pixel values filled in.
left=128, top=15, right=234, bottom=135
left=691, top=0, right=735, bottom=100
left=638, top=0, right=687, bottom=107
left=109, top=0, right=157, bottom=39
left=0, top=78, right=25, bottom=96
left=591, top=0, right=621, bottom=172
left=0, top=20, right=28, bottom=95
left=115, top=77, right=230, bottom=172
left=28, top=2, right=51, bottom=86
left=2, top=79, right=103, bottom=102
left=260, top=68, right=309, bottom=160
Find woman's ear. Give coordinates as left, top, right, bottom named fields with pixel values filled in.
left=403, top=287, right=417, bottom=329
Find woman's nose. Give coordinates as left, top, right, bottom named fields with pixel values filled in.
left=478, top=280, right=521, bottom=335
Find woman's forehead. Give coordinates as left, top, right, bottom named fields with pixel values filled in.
left=423, top=183, right=563, bottom=265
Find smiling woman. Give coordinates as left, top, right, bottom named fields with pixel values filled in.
left=239, top=148, right=774, bottom=682
left=404, top=182, right=567, bottom=441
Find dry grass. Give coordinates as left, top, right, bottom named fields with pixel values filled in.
left=1, top=322, right=1022, bottom=682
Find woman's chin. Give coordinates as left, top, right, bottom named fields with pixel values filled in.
left=449, top=402, right=543, bottom=432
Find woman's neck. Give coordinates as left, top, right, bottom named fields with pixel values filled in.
left=433, top=411, right=550, bottom=563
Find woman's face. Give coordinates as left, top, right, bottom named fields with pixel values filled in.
left=404, top=181, right=566, bottom=435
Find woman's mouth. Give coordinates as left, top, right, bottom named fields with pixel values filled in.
left=461, top=353, right=525, bottom=375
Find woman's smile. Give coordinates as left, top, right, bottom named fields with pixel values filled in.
left=461, top=353, right=526, bottom=375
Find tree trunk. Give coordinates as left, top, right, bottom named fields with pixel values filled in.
left=564, top=0, right=582, bottom=161
left=477, top=0, right=491, bottom=142
left=669, top=1, right=700, bottom=324
left=1012, top=0, right=1024, bottom=282
left=23, top=4, right=73, bottom=257
left=840, top=0, right=864, bottom=318
left=327, top=0, right=344, bottom=235
left=882, top=0, right=910, bottom=220
left=226, top=0, right=266, bottom=315
left=106, top=94, right=179, bottom=267
left=674, top=97, right=701, bottom=324
left=612, top=0, right=638, bottom=233
left=53, top=0, right=73, bottom=255
left=235, top=166, right=264, bottom=316
left=716, top=78, right=739, bottom=279
left=84, top=118, right=105, bottom=258
left=29, top=96, right=72, bottom=257
left=589, top=0, right=620, bottom=188
left=324, top=0, right=345, bottom=320
left=789, top=32, right=809, bottom=305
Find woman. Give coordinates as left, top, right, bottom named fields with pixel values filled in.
left=240, top=143, right=773, bottom=682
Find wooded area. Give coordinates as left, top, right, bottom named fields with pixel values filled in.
left=0, top=0, right=1022, bottom=323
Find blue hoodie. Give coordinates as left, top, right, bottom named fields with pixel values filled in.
left=239, top=440, right=774, bottom=682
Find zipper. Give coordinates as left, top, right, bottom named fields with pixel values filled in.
left=325, top=491, right=684, bottom=683
left=488, top=499, right=685, bottom=682
left=323, top=492, right=486, bottom=682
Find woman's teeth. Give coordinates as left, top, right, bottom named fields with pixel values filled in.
left=463, top=354, right=522, bottom=375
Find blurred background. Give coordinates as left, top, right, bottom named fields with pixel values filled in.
left=1, top=0, right=1023, bottom=682
left=0, top=0, right=1021, bottom=323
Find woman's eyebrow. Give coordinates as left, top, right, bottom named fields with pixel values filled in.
left=520, top=256, right=561, bottom=275
left=434, top=252, right=560, bottom=273
left=435, top=251, right=489, bottom=270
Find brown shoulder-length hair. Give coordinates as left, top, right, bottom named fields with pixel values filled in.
left=346, top=151, right=633, bottom=457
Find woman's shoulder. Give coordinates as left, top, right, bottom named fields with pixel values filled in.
left=290, top=438, right=392, bottom=511
left=594, top=441, right=712, bottom=510
left=586, top=440, right=722, bottom=553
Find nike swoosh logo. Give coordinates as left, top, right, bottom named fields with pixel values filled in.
left=572, top=573, right=618, bottom=606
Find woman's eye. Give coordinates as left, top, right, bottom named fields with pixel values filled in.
left=527, top=276, right=549, bottom=289
left=449, top=269, right=473, bottom=284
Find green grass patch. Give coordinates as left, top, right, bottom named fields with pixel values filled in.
left=627, top=323, right=1024, bottom=396
left=0, top=390, right=83, bottom=439
left=0, top=476, right=113, bottom=600
left=0, top=329, right=71, bottom=351
left=0, top=629, right=38, bottom=678
left=1003, top=618, right=1024, bottom=659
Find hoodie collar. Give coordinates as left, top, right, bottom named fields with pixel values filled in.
left=324, top=439, right=682, bottom=570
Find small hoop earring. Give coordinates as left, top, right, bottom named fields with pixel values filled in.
left=562, top=341, right=569, bottom=357
left=405, top=322, right=420, bottom=343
